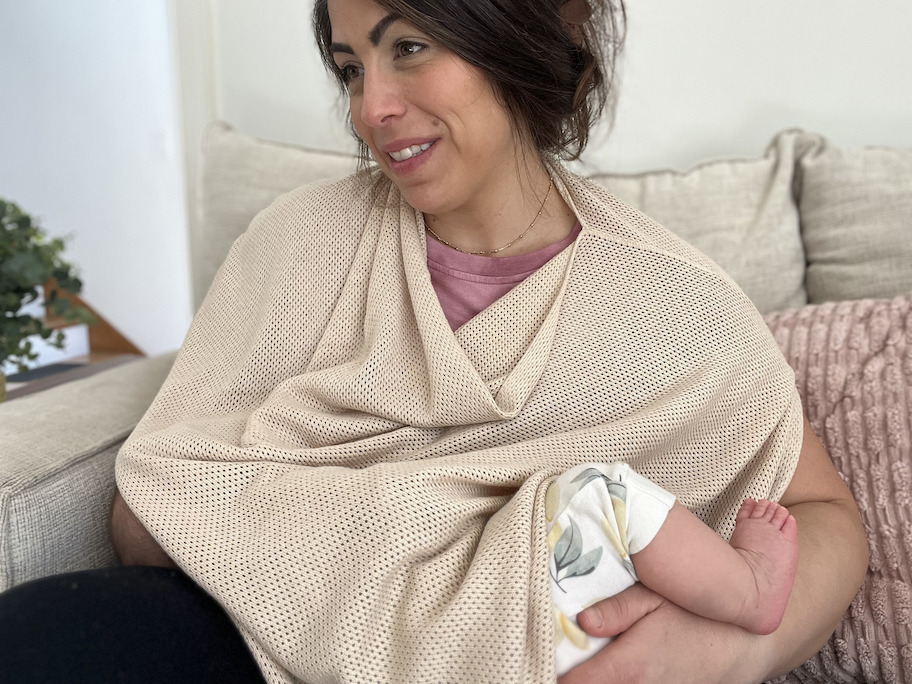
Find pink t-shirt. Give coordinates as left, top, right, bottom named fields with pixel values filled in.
left=427, top=222, right=582, bottom=330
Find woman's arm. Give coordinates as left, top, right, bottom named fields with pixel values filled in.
left=110, top=488, right=177, bottom=568
left=559, top=415, right=868, bottom=683
left=759, top=414, right=868, bottom=673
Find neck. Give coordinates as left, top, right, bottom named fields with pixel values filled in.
left=423, top=163, right=575, bottom=257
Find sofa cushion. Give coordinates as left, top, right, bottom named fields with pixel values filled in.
left=0, top=352, right=176, bottom=589
left=193, top=123, right=358, bottom=308
left=798, top=142, right=912, bottom=305
left=765, top=293, right=912, bottom=682
left=588, top=130, right=815, bottom=314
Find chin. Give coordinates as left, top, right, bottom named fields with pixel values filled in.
left=391, top=183, right=453, bottom=217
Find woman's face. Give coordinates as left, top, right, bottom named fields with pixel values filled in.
left=327, top=0, right=531, bottom=219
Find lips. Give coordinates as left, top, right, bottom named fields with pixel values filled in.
left=378, top=138, right=438, bottom=177
left=388, top=141, right=433, bottom=162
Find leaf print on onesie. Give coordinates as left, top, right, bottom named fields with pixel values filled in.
left=572, top=467, right=636, bottom=577
left=546, top=481, right=602, bottom=650
left=550, top=517, right=604, bottom=592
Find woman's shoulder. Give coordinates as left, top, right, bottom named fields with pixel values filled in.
left=271, top=171, right=378, bottom=220
left=240, top=170, right=388, bottom=248
left=559, top=169, right=737, bottom=289
left=560, top=168, right=775, bottom=341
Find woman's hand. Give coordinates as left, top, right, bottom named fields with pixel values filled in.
left=557, top=584, right=759, bottom=684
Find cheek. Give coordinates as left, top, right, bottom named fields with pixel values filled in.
left=349, top=100, right=366, bottom=136
left=470, top=105, right=514, bottom=158
left=349, top=104, right=379, bottom=154
left=460, top=84, right=515, bottom=151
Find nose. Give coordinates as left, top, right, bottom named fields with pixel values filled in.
left=357, top=68, right=406, bottom=128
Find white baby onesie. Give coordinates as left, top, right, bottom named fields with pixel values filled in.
left=546, top=462, right=676, bottom=675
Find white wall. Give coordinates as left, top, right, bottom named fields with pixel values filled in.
left=210, top=0, right=354, bottom=154
left=210, top=0, right=912, bottom=171
left=592, top=0, right=912, bottom=172
left=0, top=0, right=193, bottom=356
left=4, top=1, right=909, bottom=358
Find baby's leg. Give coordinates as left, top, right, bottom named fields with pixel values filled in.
left=631, top=498, right=798, bottom=635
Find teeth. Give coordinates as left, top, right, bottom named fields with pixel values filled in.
left=389, top=142, right=432, bottom=162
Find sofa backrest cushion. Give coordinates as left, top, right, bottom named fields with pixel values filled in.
left=588, top=130, right=815, bottom=314
left=798, top=142, right=912, bottom=305
left=194, top=123, right=357, bottom=308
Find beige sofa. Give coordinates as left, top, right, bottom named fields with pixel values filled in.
left=2, top=123, right=910, bottom=682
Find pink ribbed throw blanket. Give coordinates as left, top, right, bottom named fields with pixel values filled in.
left=767, top=293, right=912, bottom=684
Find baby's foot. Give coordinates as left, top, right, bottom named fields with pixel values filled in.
left=728, top=498, right=799, bottom=634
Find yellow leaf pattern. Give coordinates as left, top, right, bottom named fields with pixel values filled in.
left=547, top=522, right=563, bottom=552
left=611, top=496, right=629, bottom=554
left=600, top=513, right=627, bottom=560
left=545, top=480, right=560, bottom=522
left=557, top=609, right=589, bottom=650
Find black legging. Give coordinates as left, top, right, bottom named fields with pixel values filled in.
left=0, top=566, right=266, bottom=684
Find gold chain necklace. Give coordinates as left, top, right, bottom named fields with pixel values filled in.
left=425, top=177, right=553, bottom=256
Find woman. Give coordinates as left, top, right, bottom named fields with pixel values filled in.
left=1, top=0, right=866, bottom=681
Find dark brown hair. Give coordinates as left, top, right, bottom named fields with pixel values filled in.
left=313, top=0, right=625, bottom=164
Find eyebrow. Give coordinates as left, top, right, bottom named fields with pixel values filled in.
left=330, top=13, right=402, bottom=56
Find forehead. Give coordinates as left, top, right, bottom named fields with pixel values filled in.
left=327, top=0, right=392, bottom=40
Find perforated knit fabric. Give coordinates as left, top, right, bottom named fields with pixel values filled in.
left=116, top=166, right=803, bottom=683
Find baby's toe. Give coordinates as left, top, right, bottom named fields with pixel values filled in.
left=737, top=498, right=757, bottom=521
left=770, top=503, right=792, bottom=530
left=750, top=499, right=772, bottom=520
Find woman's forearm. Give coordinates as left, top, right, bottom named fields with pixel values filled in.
left=761, top=496, right=868, bottom=678
left=110, top=488, right=176, bottom=568
left=756, top=415, right=870, bottom=677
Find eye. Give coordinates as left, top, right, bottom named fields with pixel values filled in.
left=337, top=63, right=364, bottom=85
left=394, top=40, right=426, bottom=59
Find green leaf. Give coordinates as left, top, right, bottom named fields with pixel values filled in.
left=570, top=467, right=605, bottom=486
left=606, top=480, right=628, bottom=503
left=564, top=547, right=603, bottom=580
left=569, top=467, right=629, bottom=504
left=553, top=517, right=583, bottom=572
left=49, top=298, right=71, bottom=316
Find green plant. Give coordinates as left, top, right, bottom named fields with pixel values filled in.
left=1, top=198, right=93, bottom=374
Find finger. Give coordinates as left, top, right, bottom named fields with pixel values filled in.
left=576, top=583, right=667, bottom=637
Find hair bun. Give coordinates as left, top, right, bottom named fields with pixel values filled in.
left=559, top=0, right=592, bottom=25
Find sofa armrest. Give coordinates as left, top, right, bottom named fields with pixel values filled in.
left=0, top=352, right=176, bottom=591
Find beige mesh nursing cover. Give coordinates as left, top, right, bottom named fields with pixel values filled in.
left=116, top=167, right=802, bottom=683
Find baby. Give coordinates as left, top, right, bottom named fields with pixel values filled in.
left=547, top=463, right=798, bottom=674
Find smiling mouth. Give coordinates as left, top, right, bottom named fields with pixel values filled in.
left=388, top=142, right=433, bottom=162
